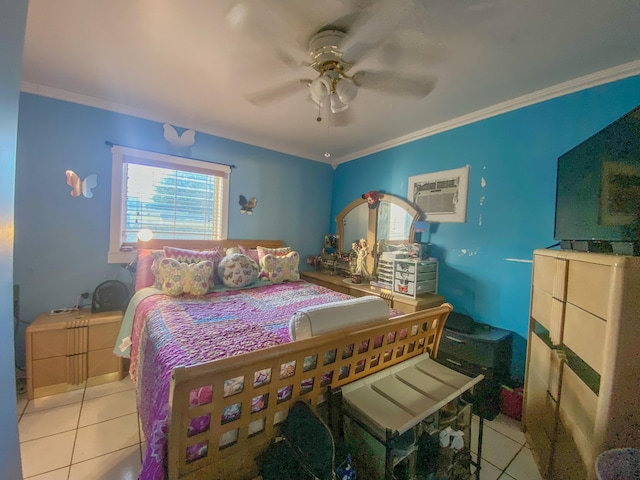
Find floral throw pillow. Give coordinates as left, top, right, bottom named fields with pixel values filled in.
left=256, top=246, right=292, bottom=279
left=149, top=250, right=166, bottom=289
left=135, top=249, right=164, bottom=291
left=263, top=251, right=300, bottom=284
left=163, top=246, right=224, bottom=287
left=158, top=258, right=214, bottom=296
left=218, top=253, right=259, bottom=288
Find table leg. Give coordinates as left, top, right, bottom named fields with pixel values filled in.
left=475, top=415, right=484, bottom=480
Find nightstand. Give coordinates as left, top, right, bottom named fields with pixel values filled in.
left=25, top=309, right=125, bottom=399
left=436, top=324, right=513, bottom=419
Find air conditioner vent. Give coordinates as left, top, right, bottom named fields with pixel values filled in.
left=408, top=166, right=469, bottom=223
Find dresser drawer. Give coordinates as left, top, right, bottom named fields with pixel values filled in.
left=534, top=254, right=568, bottom=300
left=439, top=328, right=511, bottom=372
left=435, top=351, right=494, bottom=381
left=566, top=260, right=611, bottom=320
left=32, top=356, right=67, bottom=388
left=88, top=347, right=121, bottom=378
left=31, top=329, right=68, bottom=359
left=524, top=362, right=557, bottom=444
left=394, top=261, right=437, bottom=275
left=559, top=364, right=597, bottom=466
left=393, top=279, right=436, bottom=296
left=563, top=303, right=605, bottom=374
left=89, top=321, right=121, bottom=350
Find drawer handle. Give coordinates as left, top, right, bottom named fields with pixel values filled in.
left=446, top=336, right=466, bottom=344
left=446, top=358, right=463, bottom=367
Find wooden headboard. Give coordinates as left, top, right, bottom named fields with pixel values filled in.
left=137, top=239, right=285, bottom=250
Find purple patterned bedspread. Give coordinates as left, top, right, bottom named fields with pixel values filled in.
left=131, top=281, right=358, bottom=480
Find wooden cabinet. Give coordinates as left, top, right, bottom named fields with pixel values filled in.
left=300, top=271, right=445, bottom=313
left=523, top=250, right=640, bottom=479
left=26, top=310, right=125, bottom=399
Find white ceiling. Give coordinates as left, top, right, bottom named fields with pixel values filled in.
left=21, top=0, right=640, bottom=165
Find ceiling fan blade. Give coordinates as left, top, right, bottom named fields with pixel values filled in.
left=244, top=79, right=311, bottom=106
left=225, top=0, right=309, bottom=68
left=375, top=32, right=449, bottom=69
left=352, top=71, right=437, bottom=98
left=340, top=0, right=429, bottom=63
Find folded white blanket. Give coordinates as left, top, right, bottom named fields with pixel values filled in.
left=289, top=296, right=390, bottom=341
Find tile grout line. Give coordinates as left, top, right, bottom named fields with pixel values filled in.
left=66, top=384, right=89, bottom=479
left=472, top=416, right=527, bottom=478
left=19, top=405, right=138, bottom=446
left=20, top=379, right=142, bottom=479
left=499, top=443, right=526, bottom=479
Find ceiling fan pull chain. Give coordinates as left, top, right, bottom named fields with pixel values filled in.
left=324, top=116, right=331, bottom=158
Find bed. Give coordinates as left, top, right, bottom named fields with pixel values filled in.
left=116, top=239, right=451, bottom=480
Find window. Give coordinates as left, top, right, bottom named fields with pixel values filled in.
left=108, top=146, right=230, bottom=263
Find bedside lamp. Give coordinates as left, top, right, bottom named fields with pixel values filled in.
left=137, top=229, right=154, bottom=242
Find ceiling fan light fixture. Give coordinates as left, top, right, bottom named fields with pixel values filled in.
left=335, top=78, right=358, bottom=104
left=330, top=92, right=349, bottom=113
left=309, top=75, right=332, bottom=104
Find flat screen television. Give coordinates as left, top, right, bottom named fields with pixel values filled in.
left=554, top=104, right=640, bottom=255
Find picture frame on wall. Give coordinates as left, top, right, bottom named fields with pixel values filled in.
left=408, top=165, right=470, bottom=223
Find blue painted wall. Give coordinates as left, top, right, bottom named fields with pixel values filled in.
left=332, top=75, right=640, bottom=380
left=0, top=2, right=27, bottom=479
left=13, top=94, right=334, bottom=366
left=14, top=76, right=640, bottom=381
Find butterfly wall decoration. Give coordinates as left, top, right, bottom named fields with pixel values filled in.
left=239, top=195, right=257, bottom=215
left=66, top=170, right=98, bottom=198
left=163, top=123, right=196, bottom=147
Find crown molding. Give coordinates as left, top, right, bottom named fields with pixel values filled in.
left=21, top=59, right=640, bottom=167
left=333, top=60, right=640, bottom=165
left=20, top=82, right=152, bottom=120
left=19, top=82, right=331, bottom=164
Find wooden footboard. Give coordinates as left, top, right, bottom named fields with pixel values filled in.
left=166, top=303, right=452, bottom=479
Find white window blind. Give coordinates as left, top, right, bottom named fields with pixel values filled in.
left=122, top=163, right=225, bottom=243
left=109, top=146, right=230, bottom=263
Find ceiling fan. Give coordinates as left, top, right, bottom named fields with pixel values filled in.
left=229, top=0, right=441, bottom=122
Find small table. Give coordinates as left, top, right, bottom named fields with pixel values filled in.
left=301, top=271, right=446, bottom=314
left=342, top=354, right=485, bottom=480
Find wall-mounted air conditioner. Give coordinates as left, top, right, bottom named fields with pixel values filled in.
left=408, top=166, right=469, bottom=223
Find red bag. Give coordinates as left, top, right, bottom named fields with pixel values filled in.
left=500, top=386, right=524, bottom=421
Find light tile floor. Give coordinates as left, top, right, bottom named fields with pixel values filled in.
left=17, top=376, right=143, bottom=480
left=17, top=377, right=541, bottom=479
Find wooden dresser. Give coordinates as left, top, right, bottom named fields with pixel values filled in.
left=523, top=249, right=640, bottom=479
left=301, top=271, right=445, bottom=314
left=25, top=309, right=125, bottom=399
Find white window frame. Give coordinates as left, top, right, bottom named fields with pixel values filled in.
left=108, top=145, right=230, bottom=263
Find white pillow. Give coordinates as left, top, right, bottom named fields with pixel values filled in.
left=289, top=296, right=390, bottom=341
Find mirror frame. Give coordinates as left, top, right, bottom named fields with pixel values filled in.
left=336, top=193, right=420, bottom=274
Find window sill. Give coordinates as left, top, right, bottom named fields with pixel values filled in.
left=108, top=250, right=136, bottom=264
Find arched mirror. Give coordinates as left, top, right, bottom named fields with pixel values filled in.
left=337, top=193, right=420, bottom=274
